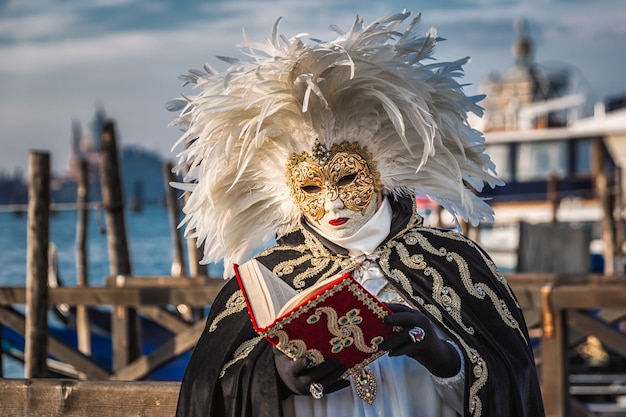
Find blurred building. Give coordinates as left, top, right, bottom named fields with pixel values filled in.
left=471, top=19, right=626, bottom=276
left=55, top=105, right=169, bottom=208
left=479, top=19, right=585, bottom=132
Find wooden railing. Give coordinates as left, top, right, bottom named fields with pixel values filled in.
left=1, top=274, right=625, bottom=416
left=509, top=274, right=626, bottom=417
left=0, top=278, right=224, bottom=380
left=0, top=379, right=180, bottom=417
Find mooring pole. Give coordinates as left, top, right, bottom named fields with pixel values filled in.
left=76, top=158, right=91, bottom=356
left=25, top=151, right=50, bottom=378
left=164, top=161, right=186, bottom=278
left=100, top=121, right=141, bottom=370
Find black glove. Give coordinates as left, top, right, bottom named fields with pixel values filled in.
left=273, top=347, right=350, bottom=398
left=379, top=303, right=461, bottom=378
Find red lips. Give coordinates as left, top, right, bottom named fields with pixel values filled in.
left=329, top=218, right=348, bottom=226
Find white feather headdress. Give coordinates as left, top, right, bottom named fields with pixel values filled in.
left=168, top=11, right=504, bottom=272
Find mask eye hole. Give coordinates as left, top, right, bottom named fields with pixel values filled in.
left=337, top=173, right=356, bottom=187
left=301, top=185, right=322, bottom=194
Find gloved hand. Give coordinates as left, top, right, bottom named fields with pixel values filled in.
left=273, top=347, right=350, bottom=398
left=379, top=303, right=461, bottom=378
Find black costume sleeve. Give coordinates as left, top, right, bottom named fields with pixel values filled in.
left=175, top=278, right=286, bottom=417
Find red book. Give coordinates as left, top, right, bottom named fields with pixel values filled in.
left=234, top=259, right=396, bottom=377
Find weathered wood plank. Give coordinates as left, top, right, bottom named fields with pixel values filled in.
left=0, top=379, right=179, bottom=417
left=506, top=273, right=626, bottom=285
left=0, top=307, right=110, bottom=379
left=552, top=285, right=626, bottom=308
left=108, top=320, right=205, bottom=381
left=105, top=276, right=221, bottom=287
left=139, top=306, right=192, bottom=334
left=568, top=310, right=626, bottom=357
left=104, top=275, right=212, bottom=331
left=0, top=284, right=224, bottom=307
left=1, top=274, right=617, bottom=309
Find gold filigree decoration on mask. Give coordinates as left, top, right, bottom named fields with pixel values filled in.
left=285, top=141, right=382, bottom=220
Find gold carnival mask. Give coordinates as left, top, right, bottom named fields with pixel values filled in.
left=286, top=141, right=382, bottom=221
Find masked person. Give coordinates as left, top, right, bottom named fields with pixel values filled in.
left=169, top=11, right=545, bottom=417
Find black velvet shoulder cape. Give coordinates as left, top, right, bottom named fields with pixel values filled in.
left=176, top=196, right=545, bottom=417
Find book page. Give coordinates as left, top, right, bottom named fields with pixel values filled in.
left=255, top=261, right=297, bottom=315
left=237, top=260, right=297, bottom=328
left=276, top=273, right=346, bottom=317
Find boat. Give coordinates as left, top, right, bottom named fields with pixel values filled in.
left=459, top=20, right=626, bottom=274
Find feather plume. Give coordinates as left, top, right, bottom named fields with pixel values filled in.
left=168, top=11, right=504, bottom=276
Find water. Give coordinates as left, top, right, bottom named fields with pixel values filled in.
left=0, top=204, right=224, bottom=378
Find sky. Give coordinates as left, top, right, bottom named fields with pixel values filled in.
left=1, top=0, right=625, bottom=175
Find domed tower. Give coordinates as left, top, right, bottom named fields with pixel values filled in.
left=480, top=18, right=578, bottom=131
left=513, top=18, right=533, bottom=69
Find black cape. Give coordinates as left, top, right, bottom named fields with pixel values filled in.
left=176, top=196, right=545, bottom=417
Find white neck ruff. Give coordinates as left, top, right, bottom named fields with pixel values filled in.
left=307, top=197, right=392, bottom=257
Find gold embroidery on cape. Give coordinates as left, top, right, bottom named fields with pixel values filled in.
left=460, top=343, right=487, bottom=416
left=376, top=221, right=488, bottom=417
left=420, top=227, right=521, bottom=310
left=272, top=225, right=350, bottom=289
left=209, top=290, right=246, bottom=332
left=219, top=336, right=262, bottom=378
left=273, top=255, right=316, bottom=289
left=397, top=233, right=475, bottom=334
left=413, top=228, right=527, bottom=342
left=378, top=261, right=426, bottom=308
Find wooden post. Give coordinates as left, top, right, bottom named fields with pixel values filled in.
left=614, top=166, right=624, bottom=273
left=178, top=145, right=208, bottom=278
left=181, top=172, right=207, bottom=278
left=540, top=285, right=570, bottom=417
left=434, top=205, right=444, bottom=229
left=100, top=121, right=141, bottom=370
left=25, top=151, right=50, bottom=378
left=165, top=161, right=200, bottom=321
left=0, top=321, right=3, bottom=377
left=599, top=172, right=615, bottom=274
left=186, top=237, right=207, bottom=277
left=548, top=172, right=560, bottom=224
left=164, top=161, right=186, bottom=278
left=76, top=159, right=91, bottom=356
left=592, top=139, right=616, bottom=274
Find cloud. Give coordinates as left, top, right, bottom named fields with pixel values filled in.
left=0, top=32, right=160, bottom=73
left=0, top=0, right=625, bottom=174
